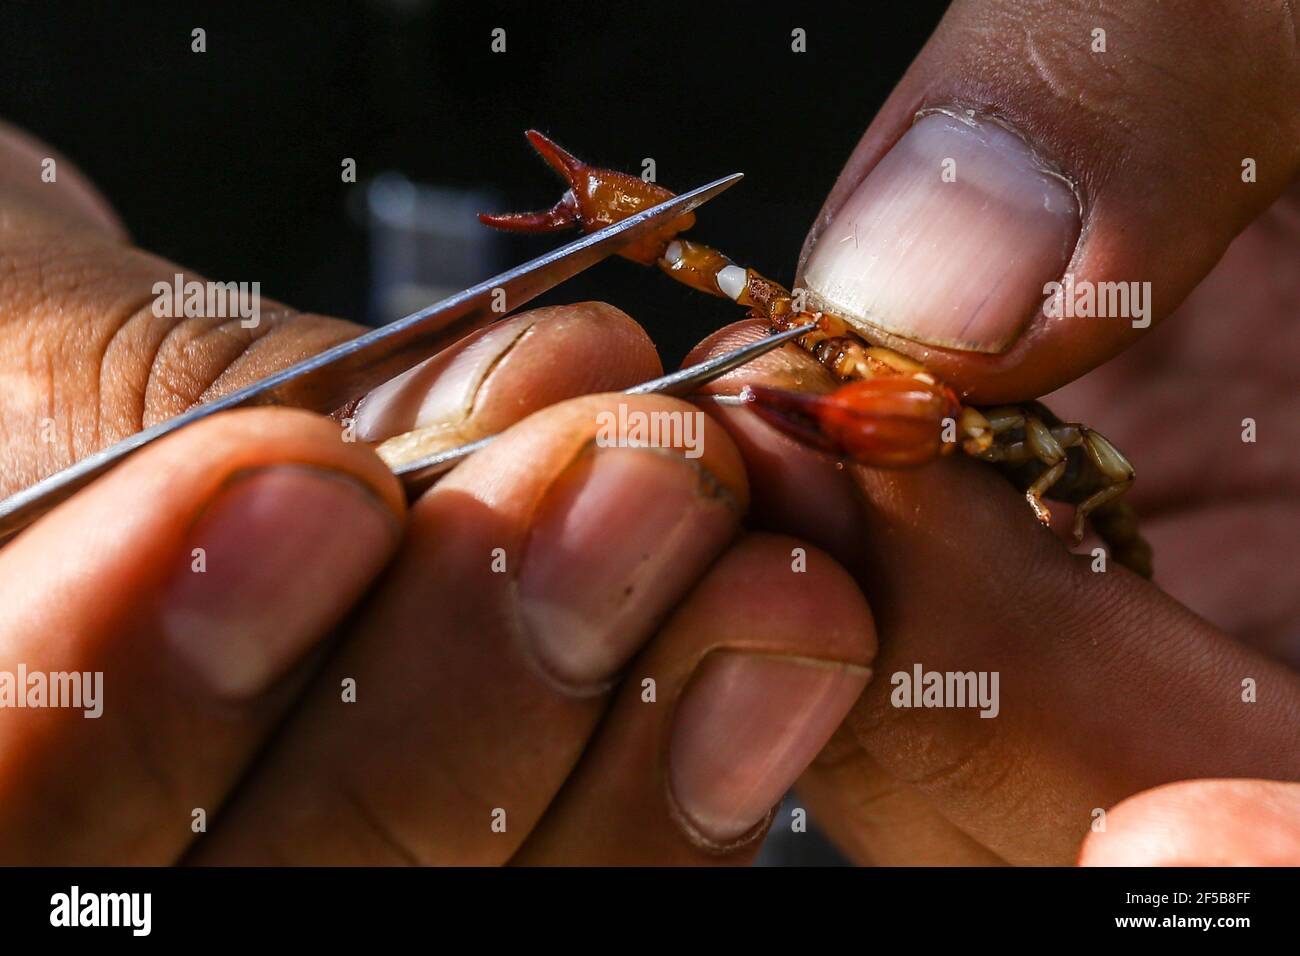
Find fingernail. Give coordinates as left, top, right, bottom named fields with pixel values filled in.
left=161, top=466, right=397, bottom=699
left=802, top=110, right=1080, bottom=353
left=518, top=447, right=739, bottom=689
left=352, top=314, right=535, bottom=443
left=669, top=652, right=868, bottom=843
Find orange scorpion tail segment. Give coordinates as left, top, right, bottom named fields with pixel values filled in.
left=478, top=130, right=694, bottom=265
left=746, top=379, right=961, bottom=469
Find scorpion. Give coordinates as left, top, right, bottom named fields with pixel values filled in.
left=480, top=131, right=1152, bottom=578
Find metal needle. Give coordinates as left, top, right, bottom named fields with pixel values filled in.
left=393, top=322, right=815, bottom=494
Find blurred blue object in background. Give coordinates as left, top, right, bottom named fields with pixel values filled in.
left=359, top=172, right=504, bottom=325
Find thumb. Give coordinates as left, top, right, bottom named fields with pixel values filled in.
left=798, top=0, right=1300, bottom=402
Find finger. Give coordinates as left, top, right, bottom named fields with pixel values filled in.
left=0, top=408, right=404, bottom=864
left=1, top=190, right=650, bottom=489
left=1079, top=779, right=1300, bottom=866
left=686, top=322, right=1042, bottom=864
left=797, top=0, right=1300, bottom=401
left=1041, top=192, right=1300, bottom=656
left=793, top=730, right=1007, bottom=866
left=352, top=301, right=661, bottom=465
left=0, top=119, right=126, bottom=236
left=190, top=393, right=748, bottom=864
left=514, top=533, right=874, bottom=865
left=838, top=456, right=1300, bottom=865
left=684, top=319, right=866, bottom=566
left=688, top=325, right=1013, bottom=866
left=0, top=197, right=365, bottom=492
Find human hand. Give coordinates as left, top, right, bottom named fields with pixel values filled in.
left=683, top=0, right=1300, bottom=864
left=0, top=122, right=875, bottom=864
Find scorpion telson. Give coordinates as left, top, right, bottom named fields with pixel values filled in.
left=481, top=130, right=1152, bottom=578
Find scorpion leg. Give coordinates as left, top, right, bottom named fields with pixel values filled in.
left=1019, top=420, right=1150, bottom=575
left=1020, top=414, right=1071, bottom=526
left=1071, top=479, right=1133, bottom=543
left=1023, top=460, right=1068, bottom=525
left=976, top=407, right=1075, bottom=526
left=980, top=406, right=1027, bottom=435
left=1073, top=428, right=1138, bottom=548
left=966, top=407, right=1025, bottom=462
left=1089, top=498, right=1153, bottom=579
left=957, top=406, right=994, bottom=454
left=1081, top=429, right=1135, bottom=486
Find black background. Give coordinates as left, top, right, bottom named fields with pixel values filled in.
left=0, top=0, right=947, bottom=365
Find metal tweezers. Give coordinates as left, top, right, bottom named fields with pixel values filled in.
left=0, top=172, right=799, bottom=545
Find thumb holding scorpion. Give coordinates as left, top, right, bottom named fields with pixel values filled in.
left=689, top=0, right=1300, bottom=864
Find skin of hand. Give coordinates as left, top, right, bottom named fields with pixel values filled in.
left=0, top=123, right=876, bottom=864
left=681, top=0, right=1300, bottom=864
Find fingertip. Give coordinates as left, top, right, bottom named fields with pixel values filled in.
left=684, top=318, right=837, bottom=395
left=160, top=407, right=407, bottom=521
left=359, top=301, right=663, bottom=463
left=683, top=320, right=870, bottom=563
left=4, top=406, right=405, bottom=578
left=438, top=391, right=750, bottom=517
left=0, top=406, right=407, bottom=862
left=412, top=391, right=749, bottom=694
left=471, top=301, right=663, bottom=436
left=1079, top=779, right=1300, bottom=866
left=512, top=530, right=874, bottom=862
left=792, top=2, right=1300, bottom=400
left=661, top=535, right=874, bottom=846
left=692, top=532, right=878, bottom=668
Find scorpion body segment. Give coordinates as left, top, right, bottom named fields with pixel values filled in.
left=482, top=131, right=1153, bottom=577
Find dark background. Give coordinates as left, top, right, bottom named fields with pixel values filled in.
left=0, top=0, right=947, bottom=365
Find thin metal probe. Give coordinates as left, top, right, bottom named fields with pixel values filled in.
left=394, top=322, right=814, bottom=494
